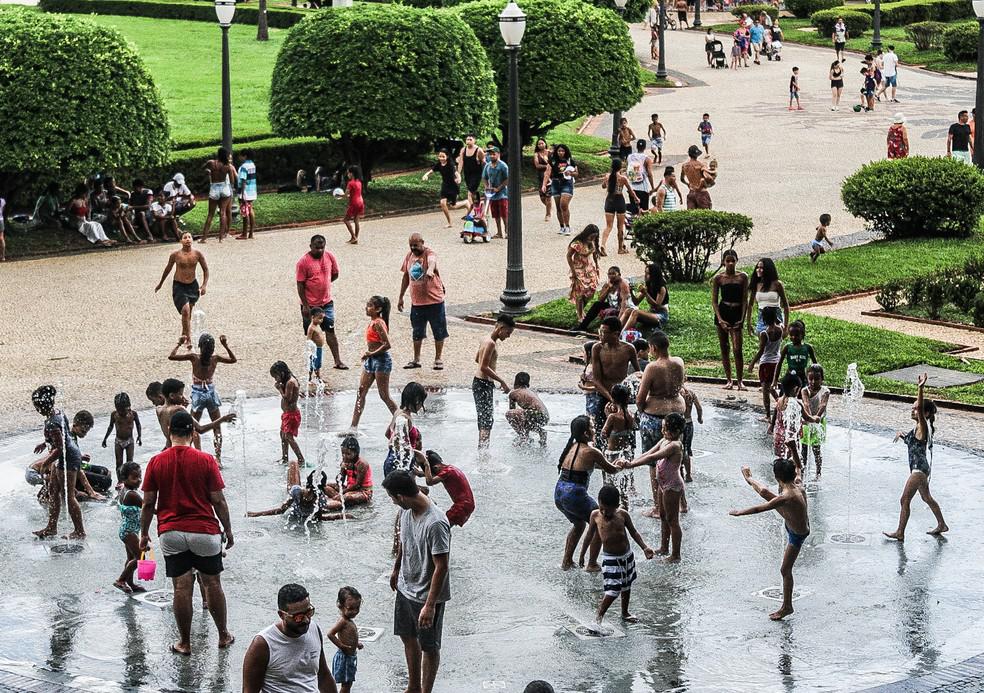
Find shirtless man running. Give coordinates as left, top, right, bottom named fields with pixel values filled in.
left=588, top=316, right=639, bottom=443
left=680, top=145, right=716, bottom=210
left=155, top=232, right=208, bottom=343
left=472, top=314, right=515, bottom=448
left=636, top=330, right=686, bottom=517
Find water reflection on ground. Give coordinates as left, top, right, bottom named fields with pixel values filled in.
left=0, top=389, right=981, bottom=692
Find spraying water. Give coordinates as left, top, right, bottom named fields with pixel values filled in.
left=191, top=308, right=206, bottom=349
left=303, top=341, right=317, bottom=465
left=839, top=363, right=866, bottom=542
left=234, top=390, right=248, bottom=516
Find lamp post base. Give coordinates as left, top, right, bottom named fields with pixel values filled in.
left=499, top=288, right=532, bottom=316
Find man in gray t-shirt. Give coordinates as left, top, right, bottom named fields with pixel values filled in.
left=385, top=470, right=451, bottom=693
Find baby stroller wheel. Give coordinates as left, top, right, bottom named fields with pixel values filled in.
left=482, top=235, right=490, bottom=243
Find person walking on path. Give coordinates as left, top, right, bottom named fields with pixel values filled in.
left=296, top=235, right=348, bottom=370
left=342, top=166, right=365, bottom=245
left=681, top=146, right=715, bottom=210
left=567, top=225, right=601, bottom=324
left=139, top=410, right=235, bottom=656
left=457, top=134, right=486, bottom=212
left=385, top=470, right=451, bottom=693
left=422, top=149, right=465, bottom=229
left=831, top=17, right=848, bottom=63
left=399, top=233, right=448, bottom=371
left=789, top=67, right=803, bottom=110
left=30, top=385, right=87, bottom=540
left=482, top=146, right=509, bottom=239
left=243, top=583, right=338, bottom=693
left=654, top=166, right=684, bottom=212
left=155, top=232, right=208, bottom=344
left=235, top=149, right=257, bottom=240
left=617, top=118, right=636, bottom=161
left=626, top=139, right=655, bottom=217
left=543, top=143, right=577, bottom=236
left=829, top=60, right=844, bottom=111
left=600, top=158, right=639, bottom=256
left=947, top=111, right=973, bottom=164
left=877, top=45, right=900, bottom=103
left=200, top=147, right=238, bottom=243
left=533, top=138, right=553, bottom=222
left=887, top=113, right=909, bottom=159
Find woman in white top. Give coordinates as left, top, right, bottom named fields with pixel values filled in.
left=625, top=139, right=654, bottom=216
left=745, top=256, right=789, bottom=336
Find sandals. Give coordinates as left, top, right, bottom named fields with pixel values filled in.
left=433, top=360, right=444, bottom=370
left=403, top=361, right=422, bottom=369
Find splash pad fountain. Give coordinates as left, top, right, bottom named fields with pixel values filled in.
left=829, top=363, right=868, bottom=545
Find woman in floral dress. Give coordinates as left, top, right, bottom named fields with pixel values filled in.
left=567, top=224, right=601, bottom=323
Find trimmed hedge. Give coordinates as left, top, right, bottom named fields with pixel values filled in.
left=784, top=0, right=841, bottom=18
left=851, top=0, right=973, bottom=26
left=943, top=20, right=977, bottom=60
left=810, top=9, right=871, bottom=36
left=842, top=157, right=984, bottom=240
left=38, top=0, right=310, bottom=27
left=588, top=0, right=649, bottom=23
left=631, top=210, right=753, bottom=282
left=0, top=9, right=170, bottom=199
left=876, top=256, right=984, bottom=324
left=905, top=20, right=947, bottom=50
left=731, top=4, right=779, bottom=21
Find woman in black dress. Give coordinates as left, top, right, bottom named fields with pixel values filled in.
left=422, top=149, right=466, bottom=228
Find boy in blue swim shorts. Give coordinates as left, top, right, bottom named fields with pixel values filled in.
left=327, top=586, right=363, bottom=692
left=698, top=113, right=713, bottom=157
left=306, top=307, right=327, bottom=385
left=729, top=441, right=809, bottom=621
left=810, top=213, right=833, bottom=263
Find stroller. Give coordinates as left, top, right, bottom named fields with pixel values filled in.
left=461, top=194, right=492, bottom=243
left=709, top=39, right=726, bottom=69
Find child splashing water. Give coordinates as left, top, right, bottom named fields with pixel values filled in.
left=730, top=440, right=809, bottom=621
left=884, top=373, right=948, bottom=540
left=583, top=484, right=655, bottom=628
left=770, top=374, right=813, bottom=459
left=800, top=364, right=829, bottom=479
left=748, top=307, right=783, bottom=422
left=101, top=393, right=142, bottom=482
left=113, top=462, right=146, bottom=594
left=271, top=361, right=304, bottom=466
left=601, top=384, right=637, bottom=509
left=621, top=413, right=687, bottom=562
left=169, top=333, right=237, bottom=465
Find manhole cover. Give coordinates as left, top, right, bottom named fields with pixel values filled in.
left=829, top=532, right=867, bottom=545
left=564, top=623, right=625, bottom=639
left=873, top=365, right=983, bottom=388
left=132, top=589, right=172, bottom=608
left=754, top=587, right=807, bottom=601
left=242, top=528, right=268, bottom=539
left=49, top=543, right=85, bottom=555
left=358, top=627, right=383, bottom=642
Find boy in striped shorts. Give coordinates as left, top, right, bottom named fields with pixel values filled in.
left=583, top=484, right=655, bottom=627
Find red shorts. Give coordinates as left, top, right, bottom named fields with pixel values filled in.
left=346, top=201, right=364, bottom=218
left=758, top=362, right=778, bottom=388
left=489, top=199, right=508, bottom=219
left=445, top=502, right=475, bottom=528
left=281, top=409, right=301, bottom=437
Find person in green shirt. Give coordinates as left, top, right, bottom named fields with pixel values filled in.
left=774, top=319, right=817, bottom=389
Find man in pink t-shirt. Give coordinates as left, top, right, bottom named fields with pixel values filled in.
left=295, top=234, right=347, bottom=370
left=398, top=232, right=448, bottom=370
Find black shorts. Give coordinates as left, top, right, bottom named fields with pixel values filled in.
left=473, top=377, right=495, bottom=431
left=464, top=174, right=481, bottom=195
left=172, top=279, right=200, bottom=314
left=440, top=185, right=460, bottom=205
left=618, top=146, right=632, bottom=161
left=163, top=550, right=223, bottom=578
left=409, top=302, right=449, bottom=342
left=604, top=196, right=627, bottom=215
left=630, top=189, right=651, bottom=211
left=394, top=591, right=445, bottom=652
left=834, top=41, right=845, bottom=51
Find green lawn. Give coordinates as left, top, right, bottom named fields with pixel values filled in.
left=777, top=19, right=975, bottom=73
left=85, top=15, right=286, bottom=147
left=518, top=233, right=984, bottom=404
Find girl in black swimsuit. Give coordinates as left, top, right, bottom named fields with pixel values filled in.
left=600, top=158, right=639, bottom=257
left=829, top=60, right=844, bottom=111
left=711, top=249, right=749, bottom=390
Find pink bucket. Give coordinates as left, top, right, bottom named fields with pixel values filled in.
left=136, top=549, right=157, bottom=581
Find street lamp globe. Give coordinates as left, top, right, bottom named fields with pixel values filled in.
left=614, top=0, right=628, bottom=8
left=498, top=1, right=526, bottom=47
left=215, top=0, right=236, bottom=27
left=974, top=0, right=984, bottom=16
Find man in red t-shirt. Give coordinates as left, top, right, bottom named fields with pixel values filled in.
left=418, top=449, right=475, bottom=527
left=398, top=233, right=448, bottom=371
left=295, top=234, right=347, bottom=370
left=140, top=410, right=235, bottom=655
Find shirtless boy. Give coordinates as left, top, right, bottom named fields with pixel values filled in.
left=582, top=484, right=655, bottom=627
left=473, top=315, right=515, bottom=447
left=307, top=307, right=327, bottom=386
left=101, top=392, right=142, bottom=479
left=154, top=232, right=209, bottom=343
left=588, top=316, right=639, bottom=442
left=156, top=377, right=234, bottom=450
left=506, top=371, right=550, bottom=446
left=168, top=333, right=237, bottom=465
left=730, top=441, right=809, bottom=621
left=327, top=586, right=363, bottom=693
left=271, top=361, right=304, bottom=465
left=680, top=145, right=716, bottom=210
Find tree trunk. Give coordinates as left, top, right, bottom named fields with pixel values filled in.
left=257, top=0, right=269, bottom=41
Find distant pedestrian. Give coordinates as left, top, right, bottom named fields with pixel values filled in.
left=626, top=139, right=655, bottom=216
left=543, top=143, right=577, bottom=235
left=750, top=17, right=764, bottom=64
left=456, top=134, right=486, bottom=212
left=829, top=60, right=844, bottom=111
left=675, top=0, right=688, bottom=28
left=482, top=146, right=509, bottom=239
left=236, top=149, right=257, bottom=240
left=422, top=149, right=465, bottom=228
left=296, top=234, right=348, bottom=369
left=697, top=113, right=713, bottom=156
left=878, top=45, right=900, bottom=103
left=617, top=117, right=635, bottom=161
left=947, top=110, right=973, bottom=164
left=648, top=113, right=666, bottom=164
left=343, top=166, right=364, bottom=245
left=398, top=233, right=448, bottom=370
left=887, top=113, right=909, bottom=159
left=831, top=17, right=848, bottom=63
left=681, top=146, right=715, bottom=210
left=788, top=67, right=803, bottom=110
left=532, top=138, right=553, bottom=221
left=201, top=147, right=238, bottom=243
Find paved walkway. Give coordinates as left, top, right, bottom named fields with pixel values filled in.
left=0, top=19, right=976, bottom=435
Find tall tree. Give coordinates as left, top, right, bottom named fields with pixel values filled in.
left=257, top=0, right=269, bottom=40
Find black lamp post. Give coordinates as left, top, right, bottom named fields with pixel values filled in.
left=871, top=0, right=882, bottom=50
left=498, top=1, right=531, bottom=316
left=975, top=1, right=984, bottom=169
left=608, top=0, right=629, bottom=160
left=215, top=0, right=235, bottom=156
left=693, top=0, right=702, bottom=28
left=656, top=0, right=668, bottom=79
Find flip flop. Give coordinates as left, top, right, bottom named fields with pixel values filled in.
left=333, top=364, right=350, bottom=370
left=403, top=361, right=422, bottom=369
left=433, top=360, right=444, bottom=370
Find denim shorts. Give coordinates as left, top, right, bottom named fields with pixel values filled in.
left=884, top=74, right=898, bottom=87
left=409, top=302, right=449, bottom=342
left=550, top=179, right=574, bottom=197
left=364, top=351, right=393, bottom=374
left=190, top=383, right=222, bottom=414
left=301, top=301, right=335, bottom=334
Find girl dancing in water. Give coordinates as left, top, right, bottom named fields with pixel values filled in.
left=884, top=373, right=948, bottom=540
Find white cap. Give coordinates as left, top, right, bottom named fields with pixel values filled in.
left=173, top=173, right=185, bottom=184
left=893, top=113, right=905, bottom=124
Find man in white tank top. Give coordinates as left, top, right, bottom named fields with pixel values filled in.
left=243, top=583, right=337, bottom=693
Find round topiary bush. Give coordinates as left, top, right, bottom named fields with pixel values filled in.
left=841, top=156, right=984, bottom=239
left=269, top=4, right=497, bottom=180
left=454, top=0, right=642, bottom=148
left=588, top=0, right=649, bottom=23
left=905, top=20, right=947, bottom=50
left=810, top=8, right=871, bottom=36
left=631, top=210, right=753, bottom=282
left=731, top=4, right=779, bottom=21
left=785, top=0, right=841, bottom=18
left=943, top=21, right=977, bottom=61
left=0, top=9, right=169, bottom=199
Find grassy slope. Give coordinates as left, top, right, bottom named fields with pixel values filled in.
left=85, top=15, right=285, bottom=147
left=777, top=19, right=975, bottom=73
